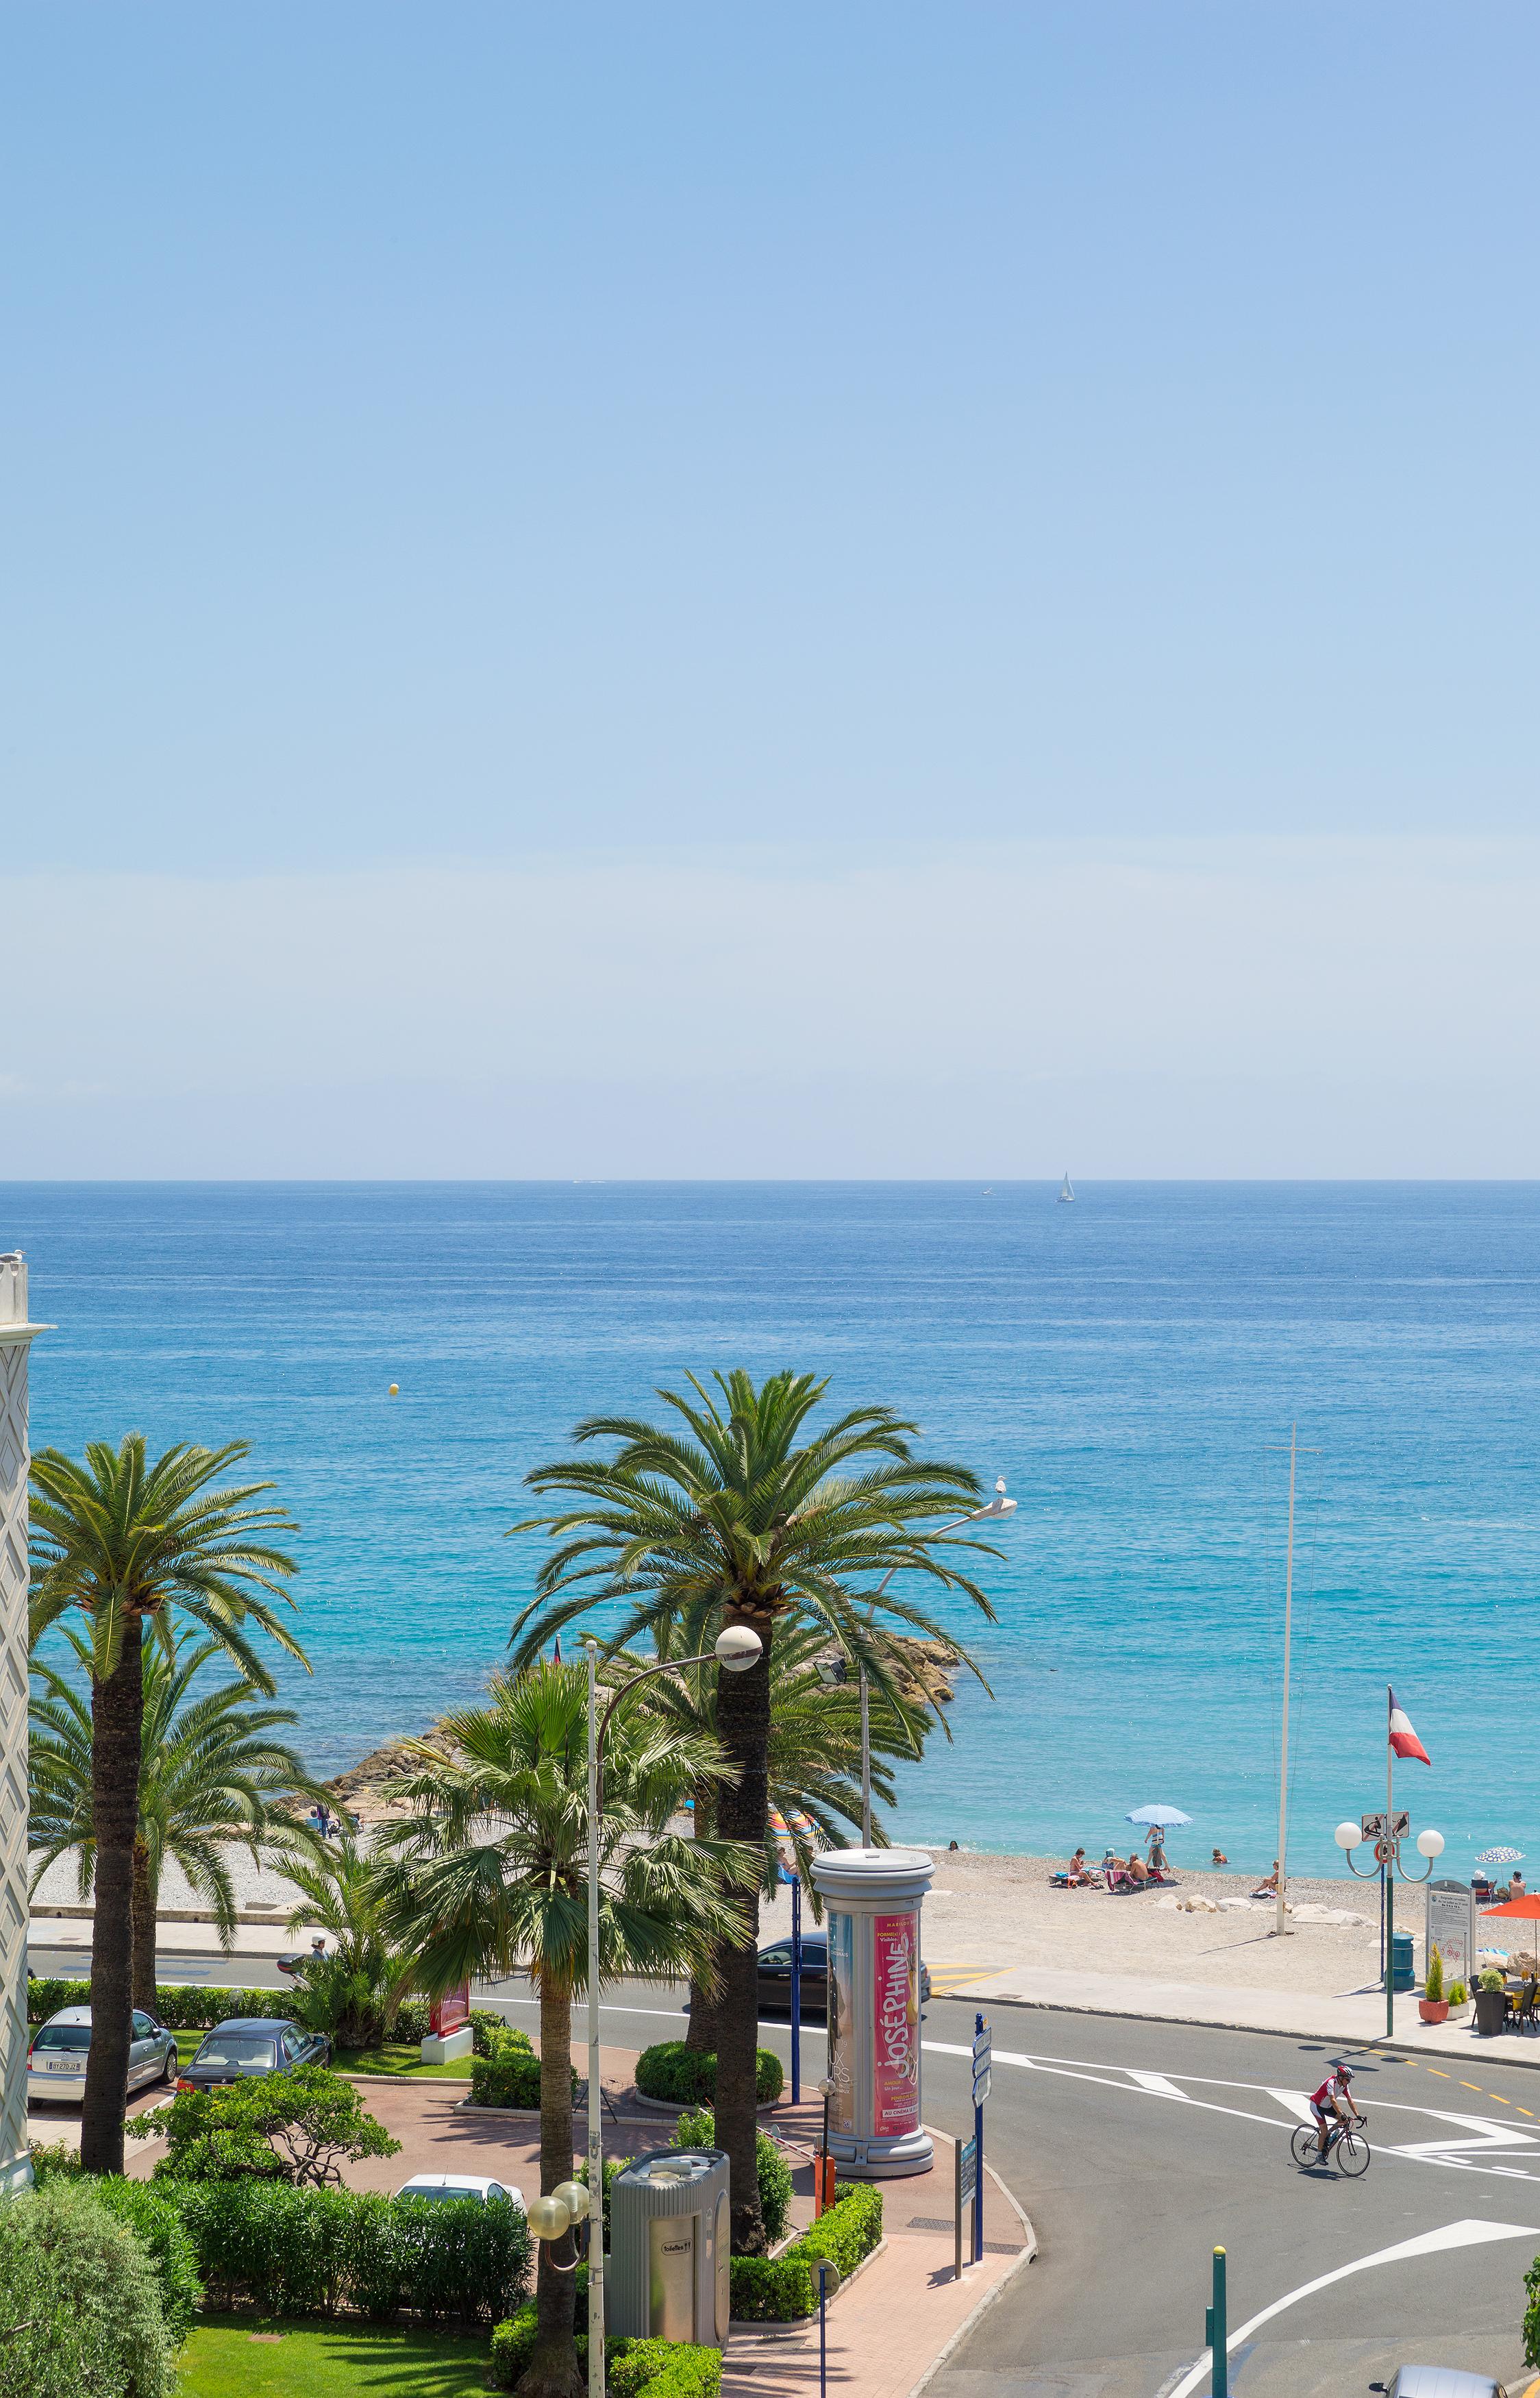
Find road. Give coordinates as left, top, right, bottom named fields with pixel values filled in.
left=473, top=1979, right=1540, bottom=2398
left=34, top=1944, right=1540, bottom=2393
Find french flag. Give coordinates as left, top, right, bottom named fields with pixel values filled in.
left=1389, top=1689, right=1432, bottom=1766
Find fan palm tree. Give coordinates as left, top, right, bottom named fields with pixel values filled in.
left=277, top=1830, right=418, bottom=2051
left=607, top=1618, right=930, bottom=2051
left=373, top=1663, right=751, bottom=2398
left=28, top=1435, right=304, bottom=2173
left=506, top=1368, right=1002, bottom=2251
left=29, top=1627, right=325, bottom=2012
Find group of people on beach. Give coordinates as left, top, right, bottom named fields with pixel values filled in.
left=1054, top=1838, right=1176, bottom=1891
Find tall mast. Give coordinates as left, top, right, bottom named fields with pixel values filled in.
left=1275, top=1423, right=1298, bottom=1938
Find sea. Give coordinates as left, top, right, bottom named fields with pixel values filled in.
left=8, top=1181, right=1540, bottom=1882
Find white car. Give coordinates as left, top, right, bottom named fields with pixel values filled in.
left=28, top=2005, right=179, bottom=2103
left=395, top=2173, right=525, bottom=2208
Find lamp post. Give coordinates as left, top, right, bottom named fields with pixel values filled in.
left=582, top=1623, right=762, bottom=2398
left=819, top=1479, right=1017, bottom=1846
left=1336, top=1815, right=1445, bottom=2039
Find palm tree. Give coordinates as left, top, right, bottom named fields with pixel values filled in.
left=28, top=1435, right=305, bottom=2173
left=373, top=1663, right=750, bottom=2398
left=277, top=1831, right=417, bottom=2051
left=608, top=1618, right=930, bottom=2052
left=506, top=1368, right=1002, bottom=2251
left=29, top=1627, right=325, bottom=2012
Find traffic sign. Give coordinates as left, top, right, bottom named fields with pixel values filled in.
left=972, top=2024, right=991, bottom=2106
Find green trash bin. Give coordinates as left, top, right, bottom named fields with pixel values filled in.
left=1387, top=1932, right=1415, bottom=1992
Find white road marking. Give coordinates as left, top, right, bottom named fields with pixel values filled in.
left=1166, top=2218, right=1540, bottom=2398
left=1267, top=2087, right=1317, bottom=2123
left=1127, top=2071, right=1192, bottom=2101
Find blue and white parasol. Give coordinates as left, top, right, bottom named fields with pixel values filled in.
left=1126, top=1805, right=1193, bottom=1828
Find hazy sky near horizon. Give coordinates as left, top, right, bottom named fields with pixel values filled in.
left=5, top=6, right=1539, bottom=1174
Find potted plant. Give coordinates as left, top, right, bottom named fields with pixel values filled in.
left=1474, top=1967, right=1509, bottom=2037
left=1419, top=1946, right=1449, bottom=2024
left=1446, top=1978, right=1470, bottom=2018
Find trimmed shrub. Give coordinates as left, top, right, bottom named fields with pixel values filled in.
left=673, top=2107, right=792, bottom=2245
left=470, top=2023, right=579, bottom=2109
left=728, top=2186, right=882, bottom=2322
left=0, top=2177, right=177, bottom=2398
left=1424, top=1946, right=1445, bottom=2002
left=635, top=2041, right=783, bottom=2107
left=90, top=2176, right=205, bottom=2343
left=610, top=2340, right=721, bottom=2398
left=164, top=2176, right=530, bottom=2323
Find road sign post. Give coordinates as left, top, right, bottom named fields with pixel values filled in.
left=971, top=2014, right=991, bottom=2265
left=790, top=1870, right=802, bottom=2106
left=954, top=2133, right=977, bottom=2280
left=1208, top=2247, right=1227, bottom=2398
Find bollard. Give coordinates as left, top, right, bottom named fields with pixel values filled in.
left=1210, top=2247, right=1228, bottom=2398
left=819, top=2262, right=830, bottom=2398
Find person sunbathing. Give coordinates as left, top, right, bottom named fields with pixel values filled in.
left=1065, top=1847, right=1092, bottom=1885
left=1125, top=1851, right=1149, bottom=1886
left=1252, top=1860, right=1280, bottom=1898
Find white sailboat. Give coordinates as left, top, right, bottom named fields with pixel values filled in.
left=1057, top=1172, right=1075, bottom=1204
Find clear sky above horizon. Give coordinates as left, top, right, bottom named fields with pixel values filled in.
left=5, top=6, right=1538, bottom=1175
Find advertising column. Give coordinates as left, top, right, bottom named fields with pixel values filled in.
left=810, top=1847, right=933, bottom=2177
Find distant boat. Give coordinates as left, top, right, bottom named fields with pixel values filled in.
left=1058, top=1172, right=1076, bottom=1204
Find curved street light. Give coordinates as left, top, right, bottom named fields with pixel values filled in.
left=580, top=1623, right=762, bottom=2398
left=1335, top=1816, right=1445, bottom=2037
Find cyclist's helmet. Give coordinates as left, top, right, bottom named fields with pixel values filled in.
left=1334, top=2062, right=1354, bottom=2081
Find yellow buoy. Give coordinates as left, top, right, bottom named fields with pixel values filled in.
left=388, top=1383, right=399, bottom=1396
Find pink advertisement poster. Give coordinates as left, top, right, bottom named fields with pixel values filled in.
left=872, top=1912, right=920, bottom=2137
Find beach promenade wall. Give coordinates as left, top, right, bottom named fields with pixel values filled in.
left=0, top=1253, right=45, bottom=2197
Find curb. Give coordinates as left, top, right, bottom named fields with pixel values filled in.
left=945, top=1986, right=1540, bottom=2073
left=728, top=2234, right=891, bottom=2338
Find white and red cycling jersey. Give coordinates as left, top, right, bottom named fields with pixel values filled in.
left=1309, top=2074, right=1352, bottom=2116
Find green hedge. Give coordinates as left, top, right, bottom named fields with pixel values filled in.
left=490, top=2301, right=719, bottom=2398
left=89, top=2177, right=205, bottom=2345
left=167, top=2178, right=531, bottom=2324
left=0, top=2177, right=178, bottom=2398
left=27, top=1977, right=304, bottom=2030
left=672, top=2108, right=792, bottom=2245
left=469, top=2023, right=581, bottom=2110
left=728, top=2185, right=883, bottom=2323
left=634, top=2042, right=784, bottom=2107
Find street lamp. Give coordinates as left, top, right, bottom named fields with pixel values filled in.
left=822, top=1479, right=1018, bottom=1846
left=582, top=1623, right=762, bottom=2398
left=1336, top=1815, right=1445, bottom=2038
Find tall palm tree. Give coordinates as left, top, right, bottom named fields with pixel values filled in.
left=28, top=1435, right=304, bottom=2173
left=507, top=1368, right=1002, bottom=2251
left=608, top=1619, right=930, bottom=2052
left=29, top=1627, right=325, bottom=2012
left=373, top=1663, right=751, bottom=2398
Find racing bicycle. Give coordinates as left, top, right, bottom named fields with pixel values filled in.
left=1291, top=2111, right=1370, bottom=2175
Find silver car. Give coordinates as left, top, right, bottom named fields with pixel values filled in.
left=27, top=2004, right=179, bottom=2103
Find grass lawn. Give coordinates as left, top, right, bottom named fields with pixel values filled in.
left=178, top=2316, right=492, bottom=2395
left=336, top=2044, right=473, bottom=2079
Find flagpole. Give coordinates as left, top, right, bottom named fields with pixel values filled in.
left=1275, top=1424, right=1298, bottom=1940
left=1386, top=1684, right=1395, bottom=2040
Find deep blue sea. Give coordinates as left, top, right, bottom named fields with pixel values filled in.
left=7, top=1182, right=1539, bottom=1881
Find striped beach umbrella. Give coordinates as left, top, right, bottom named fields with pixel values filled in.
left=1478, top=1847, right=1526, bottom=1865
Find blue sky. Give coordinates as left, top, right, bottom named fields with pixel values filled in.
left=4, top=6, right=1537, bottom=1171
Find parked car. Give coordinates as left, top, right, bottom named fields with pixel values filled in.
left=755, top=1935, right=932, bottom=2020
left=395, top=2173, right=525, bottom=2208
left=176, top=2016, right=332, bottom=2092
left=1374, top=2373, right=1508, bottom=2398
left=27, top=2005, right=179, bottom=2104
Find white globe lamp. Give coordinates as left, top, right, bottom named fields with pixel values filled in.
left=1417, top=1828, right=1445, bottom=1860
left=527, top=2195, right=571, bottom=2242
left=715, top=1625, right=762, bottom=1673
left=1334, top=1822, right=1361, bottom=1852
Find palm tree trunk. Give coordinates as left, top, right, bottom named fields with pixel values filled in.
left=517, top=1979, right=584, bottom=2398
left=713, top=1613, right=772, bottom=2254
left=132, top=1840, right=158, bottom=2016
left=82, top=1618, right=145, bottom=2175
left=684, top=1783, right=721, bottom=2055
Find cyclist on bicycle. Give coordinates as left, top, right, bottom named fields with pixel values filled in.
left=1309, top=2062, right=1361, bottom=2159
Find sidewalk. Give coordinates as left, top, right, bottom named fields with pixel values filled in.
left=726, top=2097, right=1032, bottom=2398
left=939, top=1959, right=1540, bottom=2066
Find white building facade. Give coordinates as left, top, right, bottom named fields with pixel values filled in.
left=0, top=1254, right=45, bottom=2197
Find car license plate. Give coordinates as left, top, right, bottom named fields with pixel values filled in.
left=47, top=2060, right=79, bottom=2073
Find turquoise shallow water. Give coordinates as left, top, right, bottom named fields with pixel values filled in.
left=7, top=1181, right=1539, bottom=1880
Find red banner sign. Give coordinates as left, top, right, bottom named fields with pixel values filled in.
left=871, top=1912, right=920, bottom=2137
left=430, top=1982, right=470, bottom=2037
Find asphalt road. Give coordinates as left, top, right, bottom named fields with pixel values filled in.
left=475, top=1978, right=1540, bottom=2398
left=34, top=1946, right=1540, bottom=2395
